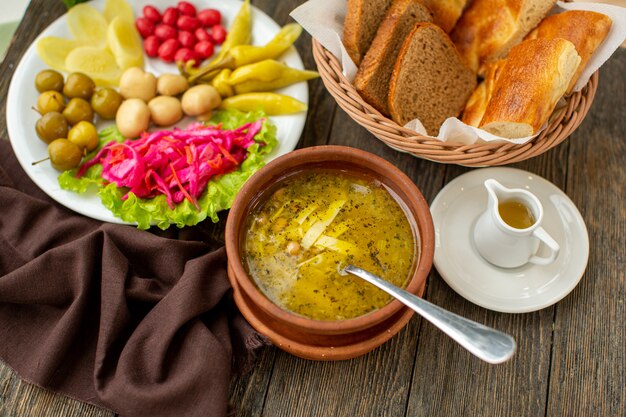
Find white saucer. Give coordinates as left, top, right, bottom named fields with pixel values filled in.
left=430, top=167, right=589, bottom=313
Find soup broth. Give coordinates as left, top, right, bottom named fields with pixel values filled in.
left=243, top=169, right=417, bottom=321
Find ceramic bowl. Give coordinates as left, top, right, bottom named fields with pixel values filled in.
left=225, top=146, right=434, bottom=360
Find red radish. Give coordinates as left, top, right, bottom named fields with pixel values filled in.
left=174, top=48, right=199, bottom=63
left=178, top=30, right=196, bottom=48
left=135, top=17, right=155, bottom=38
left=144, top=36, right=161, bottom=57
left=143, top=6, right=162, bottom=23
left=194, top=40, right=214, bottom=59
left=194, top=27, right=212, bottom=42
left=162, top=7, right=179, bottom=26
left=154, top=24, right=177, bottom=40
left=158, top=39, right=181, bottom=62
left=177, top=15, right=200, bottom=31
left=198, top=9, right=221, bottom=27
left=177, top=1, right=197, bottom=17
left=211, top=25, right=227, bottom=44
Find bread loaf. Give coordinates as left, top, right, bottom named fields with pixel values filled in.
left=388, top=23, right=476, bottom=135
left=462, top=60, right=504, bottom=127
left=343, top=0, right=393, bottom=66
left=354, top=0, right=433, bottom=115
left=479, top=38, right=581, bottom=138
left=422, top=0, right=469, bottom=33
left=450, top=0, right=557, bottom=74
left=526, top=10, right=612, bottom=92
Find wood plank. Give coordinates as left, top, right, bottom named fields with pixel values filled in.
left=547, top=50, right=626, bottom=416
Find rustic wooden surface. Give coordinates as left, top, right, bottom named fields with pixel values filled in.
left=1, top=1, right=624, bottom=416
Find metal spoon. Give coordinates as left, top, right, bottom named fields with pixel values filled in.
left=343, top=265, right=516, bottom=364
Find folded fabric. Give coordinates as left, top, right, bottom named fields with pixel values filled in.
left=0, top=141, right=267, bottom=417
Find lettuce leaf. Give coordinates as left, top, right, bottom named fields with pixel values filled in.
left=59, top=110, right=277, bottom=229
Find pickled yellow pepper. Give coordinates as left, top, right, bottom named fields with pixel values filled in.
left=189, top=23, right=303, bottom=84
left=228, top=60, right=319, bottom=94
left=219, top=93, right=307, bottom=115
left=185, top=0, right=251, bottom=82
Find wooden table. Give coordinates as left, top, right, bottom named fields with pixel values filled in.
left=1, top=1, right=624, bottom=416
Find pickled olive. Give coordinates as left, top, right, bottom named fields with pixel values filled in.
left=35, top=111, right=69, bottom=144
left=35, top=69, right=64, bottom=93
left=68, top=121, right=99, bottom=152
left=148, top=96, right=183, bottom=126
left=37, top=91, right=66, bottom=114
left=157, top=73, right=189, bottom=96
left=63, top=72, right=96, bottom=100
left=211, top=69, right=234, bottom=97
left=181, top=85, right=221, bottom=116
left=116, top=98, right=151, bottom=138
left=48, top=139, right=82, bottom=171
left=63, top=98, right=94, bottom=125
left=119, top=67, right=157, bottom=102
left=91, top=88, right=123, bottom=120
left=219, top=93, right=307, bottom=115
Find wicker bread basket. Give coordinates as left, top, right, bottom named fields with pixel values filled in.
left=311, top=29, right=599, bottom=167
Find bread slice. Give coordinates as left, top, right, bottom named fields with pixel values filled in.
left=422, top=0, right=469, bottom=33
left=388, top=23, right=476, bottom=135
left=354, top=0, right=433, bottom=115
left=343, top=0, right=393, bottom=66
left=526, top=10, right=612, bottom=92
left=480, top=38, right=581, bottom=138
left=450, top=0, right=557, bottom=74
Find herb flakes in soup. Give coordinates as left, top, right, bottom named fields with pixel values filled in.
left=243, top=169, right=416, bottom=321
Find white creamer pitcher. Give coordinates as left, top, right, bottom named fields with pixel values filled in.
left=473, top=179, right=560, bottom=269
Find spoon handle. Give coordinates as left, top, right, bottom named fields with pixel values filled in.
left=344, top=265, right=516, bottom=364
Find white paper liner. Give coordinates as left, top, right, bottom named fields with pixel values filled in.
left=290, top=1, right=626, bottom=145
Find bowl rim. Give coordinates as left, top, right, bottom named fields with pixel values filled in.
left=225, top=145, right=434, bottom=334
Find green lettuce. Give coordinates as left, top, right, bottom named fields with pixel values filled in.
left=59, top=110, right=277, bottom=230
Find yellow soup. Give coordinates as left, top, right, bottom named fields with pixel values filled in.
left=242, top=169, right=417, bottom=321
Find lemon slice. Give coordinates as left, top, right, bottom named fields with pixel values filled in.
left=36, top=37, right=85, bottom=72
left=67, top=4, right=109, bottom=48
left=107, top=16, right=144, bottom=70
left=104, top=0, right=135, bottom=23
left=65, top=46, right=122, bottom=86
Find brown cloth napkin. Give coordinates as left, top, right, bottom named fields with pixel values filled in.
left=0, top=141, right=267, bottom=417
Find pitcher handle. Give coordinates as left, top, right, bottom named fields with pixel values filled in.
left=529, top=227, right=560, bottom=265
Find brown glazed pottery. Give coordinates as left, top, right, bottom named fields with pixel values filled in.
left=225, top=146, right=434, bottom=360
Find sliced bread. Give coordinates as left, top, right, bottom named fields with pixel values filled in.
left=343, top=0, right=393, bottom=66
left=525, top=10, right=612, bottom=92
left=354, top=0, right=433, bottom=115
left=462, top=60, right=504, bottom=127
left=450, top=0, right=557, bottom=74
left=479, top=38, right=581, bottom=138
left=388, top=23, right=476, bottom=135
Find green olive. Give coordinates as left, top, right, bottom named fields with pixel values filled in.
left=68, top=121, right=99, bottom=152
left=48, top=138, right=82, bottom=171
left=37, top=91, right=65, bottom=114
left=63, top=72, right=96, bottom=100
left=35, top=111, right=69, bottom=144
left=91, top=87, right=123, bottom=120
left=63, top=98, right=94, bottom=125
left=35, top=69, right=64, bottom=93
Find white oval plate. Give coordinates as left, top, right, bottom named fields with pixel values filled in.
left=6, top=0, right=307, bottom=225
left=430, top=167, right=589, bottom=313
